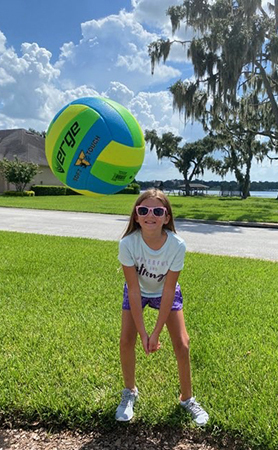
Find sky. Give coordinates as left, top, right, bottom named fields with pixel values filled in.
left=0, top=0, right=277, bottom=182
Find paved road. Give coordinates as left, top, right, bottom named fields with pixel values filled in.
left=0, top=207, right=277, bottom=261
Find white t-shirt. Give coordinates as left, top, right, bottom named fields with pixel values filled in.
left=118, top=229, right=186, bottom=297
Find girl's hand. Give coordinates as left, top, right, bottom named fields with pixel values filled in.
left=140, top=333, right=149, bottom=355
left=148, top=332, right=161, bottom=353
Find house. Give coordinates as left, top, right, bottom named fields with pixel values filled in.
left=0, top=129, right=61, bottom=192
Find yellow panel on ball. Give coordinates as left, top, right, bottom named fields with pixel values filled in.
left=97, top=140, right=145, bottom=167
left=67, top=188, right=104, bottom=197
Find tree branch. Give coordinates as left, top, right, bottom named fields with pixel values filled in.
left=256, top=61, right=278, bottom=126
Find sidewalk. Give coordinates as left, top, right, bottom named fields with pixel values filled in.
left=0, top=207, right=277, bottom=261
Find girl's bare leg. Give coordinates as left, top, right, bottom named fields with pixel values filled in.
left=166, top=310, right=192, bottom=401
left=120, top=310, right=138, bottom=390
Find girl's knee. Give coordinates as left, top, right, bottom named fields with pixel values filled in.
left=173, top=335, right=190, bottom=356
left=120, top=333, right=137, bottom=351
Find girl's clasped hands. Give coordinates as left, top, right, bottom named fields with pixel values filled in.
left=141, top=331, right=161, bottom=355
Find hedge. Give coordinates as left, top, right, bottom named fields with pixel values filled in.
left=3, top=190, right=35, bottom=197
left=31, top=183, right=140, bottom=196
left=31, top=185, right=80, bottom=196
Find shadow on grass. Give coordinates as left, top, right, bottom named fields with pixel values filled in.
left=78, top=407, right=254, bottom=450
left=0, top=407, right=261, bottom=450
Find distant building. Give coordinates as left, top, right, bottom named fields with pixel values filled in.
left=0, top=129, right=61, bottom=192
left=178, top=183, right=209, bottom=195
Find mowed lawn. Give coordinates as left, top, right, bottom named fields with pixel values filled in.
left=0, top=231, right=278, bottom=449
left=0, top=194, right=278, bottom=223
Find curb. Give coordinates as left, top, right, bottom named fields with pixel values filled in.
left=175, top=217, right=278, bottom=229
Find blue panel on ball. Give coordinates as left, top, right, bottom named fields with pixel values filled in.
left=65, top=118, right=111, bottom=190
left=86, top=174, right=128, bottom=195
left=70, top=97, right=133, bottom=147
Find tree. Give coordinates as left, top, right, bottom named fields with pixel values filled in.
left=149, top=0, right=278, bottom=151
left=205, top=94, right=271, bottom=198
left=145, top=130, right=216, bottom=195
left=207, top=128, right=268, bottom=198
left=28, top=128, right=46, bottom=138
left=0, top=156, right=40, bottom=192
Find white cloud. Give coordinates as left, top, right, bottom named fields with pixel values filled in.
left=251, top=158, right=278, bottom=182
left=0, top=41, right=61, bottom=121
left=102, top=82, right=134, bottom=106
left=0, top=31, right=7, bottom=54
left=56, top=10, right=181, bottom=93
left=0, top=67, right=15, bottom=86
left=132, top=0, right=182, bottom=29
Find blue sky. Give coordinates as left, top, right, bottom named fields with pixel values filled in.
left=0, top=0, right=132, bottom=60
left=0, top=0, right=277, bottom=182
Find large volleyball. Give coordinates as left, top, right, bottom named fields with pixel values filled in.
left=45, top=97, right=145, bottom=196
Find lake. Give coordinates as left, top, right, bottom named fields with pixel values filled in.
left=157, top=190, right=278, bottom=198
left=208, top=190, right=278, bottom=198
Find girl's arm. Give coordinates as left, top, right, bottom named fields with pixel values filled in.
left=122, top=265, right=149, bottom=355
left=149, top=270, right=180, bottom=353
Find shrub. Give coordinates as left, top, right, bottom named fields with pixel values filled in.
left=3, top=190, right=35, bottom=197
left=116, top=182, right=140, bottom=195
left=0, top=156, right=40, bottom=192
left=31, top=185, right=67, bottom=196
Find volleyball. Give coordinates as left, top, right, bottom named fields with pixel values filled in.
left=45, top=97, right=145, bottom=196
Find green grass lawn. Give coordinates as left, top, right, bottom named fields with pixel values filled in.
left=0, top=230, right=278, bottom=448
left=0, top=194, right=278, bottom=223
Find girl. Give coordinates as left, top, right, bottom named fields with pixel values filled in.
left=116, top=189, right=208, bottom=426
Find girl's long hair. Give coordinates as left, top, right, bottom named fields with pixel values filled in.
left=122, top=188, right=176, bottom=238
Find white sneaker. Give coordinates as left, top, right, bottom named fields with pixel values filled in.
left=115, top=387, right=139, bottom=422
left=180, top=397, right=209, bottom=426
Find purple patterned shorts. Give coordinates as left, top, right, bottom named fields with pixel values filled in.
left=122, top=283, right=183, bottom=311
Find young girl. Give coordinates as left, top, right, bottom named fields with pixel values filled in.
left=116, top=189, right=208, bottom=426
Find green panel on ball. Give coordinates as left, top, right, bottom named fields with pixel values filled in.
left=90, top=160, right=141, bottom=186
left=50, top=108, right=100, bottom=184
left=100, top=97, right=144, bottom=148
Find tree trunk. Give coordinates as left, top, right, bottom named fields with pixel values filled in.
left=241, top=168, right=252, bottom=199
left=240, top=150, right=253, bottom=199
left=241, top=176, right=251, bottom=199
left=183, top=176, right=191, bottom=196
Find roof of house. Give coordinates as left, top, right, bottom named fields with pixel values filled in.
left=0, top=129, right=48, bottom=166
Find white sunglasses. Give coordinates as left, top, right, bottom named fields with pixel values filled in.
left=136, top=206, right=167, bottom=217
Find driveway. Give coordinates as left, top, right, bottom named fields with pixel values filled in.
left=0, top=207, right=277, bottom=261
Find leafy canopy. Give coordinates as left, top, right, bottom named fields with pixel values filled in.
left=149, top=0, right=278, bottom=140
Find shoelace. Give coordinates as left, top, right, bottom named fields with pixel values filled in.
left=119, top=391, right=135, bottom=407
left=188, top=400, right=204, bottom=416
